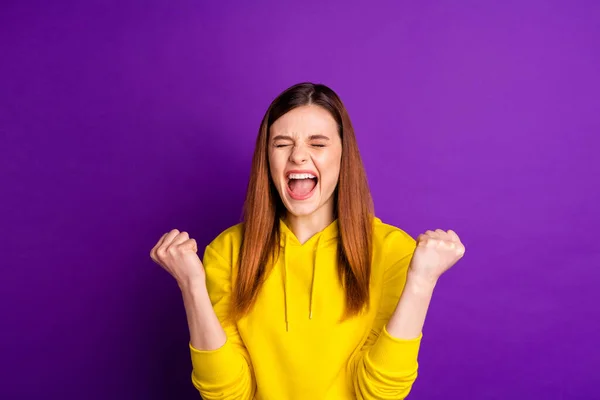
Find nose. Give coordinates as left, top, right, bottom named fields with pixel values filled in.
left=289, top=144, right=308, bottom=164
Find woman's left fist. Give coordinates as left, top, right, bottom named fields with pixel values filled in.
left=409, top=229, right=465, bottom=284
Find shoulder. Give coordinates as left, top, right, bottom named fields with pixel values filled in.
left=373, top=217, right=416, bottom=248
left=207, top=222, right=244, bottom=251
left=372, top=216, right=417, bottom=265
left=203, top=222, right=244, bottom=267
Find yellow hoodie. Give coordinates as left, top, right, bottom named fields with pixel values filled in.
left=189, top=217, right=422, bottom=399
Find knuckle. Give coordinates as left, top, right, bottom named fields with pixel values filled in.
left=167, top=245, right=178, bottom=255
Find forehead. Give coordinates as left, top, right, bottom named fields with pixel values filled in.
left=270, top=105, right=338, bottom=137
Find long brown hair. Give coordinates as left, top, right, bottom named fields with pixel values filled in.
left=232, top=82, right=374, bottom=320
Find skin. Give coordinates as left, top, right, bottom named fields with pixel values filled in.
left=149, top=104, right=465, bottom=350
left=268, top=105, right=342, bottom=243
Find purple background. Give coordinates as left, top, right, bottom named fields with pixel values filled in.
left=2, top=1, right=599, bottom=399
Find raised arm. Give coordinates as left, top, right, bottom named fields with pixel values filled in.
left=187, top=244, right=255, bottom=399
left=350, top=228, right=465, bottom=400
left=388, top=229, right=465, bottom=338
left=150, top=229, right=255, bottom=399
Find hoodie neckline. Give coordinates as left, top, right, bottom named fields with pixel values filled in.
left=278, top=218, right=339, bottom=247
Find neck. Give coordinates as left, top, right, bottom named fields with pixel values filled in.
left=284, top=205, right=335, bottom=244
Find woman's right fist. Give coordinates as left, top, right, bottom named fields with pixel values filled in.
left=150, top=229, right=205, bottom=287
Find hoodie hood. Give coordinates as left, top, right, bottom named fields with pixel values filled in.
left=278, top=218, right=339, bottom=331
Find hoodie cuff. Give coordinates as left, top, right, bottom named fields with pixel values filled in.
left=366, top=326, right=422, bottom=373
left=189, top=339, right=240, bottom=382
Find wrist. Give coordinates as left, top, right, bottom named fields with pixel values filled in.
left=178, top=279, right=208, bottom=297
left=406, top=269, right=438, bottom=294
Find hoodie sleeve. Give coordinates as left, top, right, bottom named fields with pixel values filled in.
left=349, top=234, right=422, bottom=400
left=188, top=243, right=256, bottom=399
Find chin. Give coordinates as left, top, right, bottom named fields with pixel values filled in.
left=282, top=197, right=318, bottom=216
left=285, top=204, right=320, bottom=217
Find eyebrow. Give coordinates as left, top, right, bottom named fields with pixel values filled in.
left=271, top=134, right=331, bottom=141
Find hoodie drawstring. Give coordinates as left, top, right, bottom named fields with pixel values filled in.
left=309, top=234, right=322, bottom=320
left=283, top=233, right=290, bottom=332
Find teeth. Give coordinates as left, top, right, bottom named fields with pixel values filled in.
left=288, top=173, right=316, bottom=179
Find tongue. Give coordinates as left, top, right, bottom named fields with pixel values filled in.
left=289, top=178, right=316, bottom=196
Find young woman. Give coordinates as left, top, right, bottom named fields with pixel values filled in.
left=150, top=82, right=465, bottom=399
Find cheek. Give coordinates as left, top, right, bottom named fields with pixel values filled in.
left=268, top=152, right=285, bottom=182
left=317, top=152, right=342, bottom=188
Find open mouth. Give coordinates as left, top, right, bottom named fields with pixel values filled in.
left=286, top=172, right=318, bottom=200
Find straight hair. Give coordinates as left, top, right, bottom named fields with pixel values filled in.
left=232, top=82, right=374, bottom=320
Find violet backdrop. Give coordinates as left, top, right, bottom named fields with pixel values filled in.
left=1, top=0, right=598, bottom=399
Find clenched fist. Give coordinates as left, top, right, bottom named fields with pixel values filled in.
left=409, top=229, right=465, bottom=284
left=150, top=229, right=206, bottom=287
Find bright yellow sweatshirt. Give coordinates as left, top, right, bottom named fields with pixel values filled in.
left=189, top=217, right=422, bottom=399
